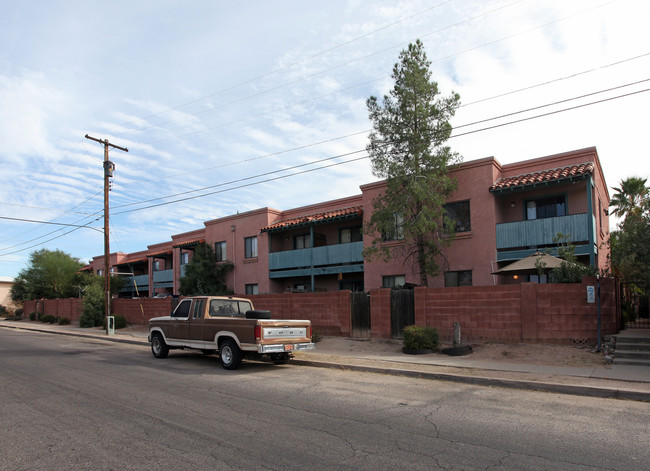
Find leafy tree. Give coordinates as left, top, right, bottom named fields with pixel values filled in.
left=179, top=243, right=233, bottom=296
left=549, top=233, right=597, bottom=283
left=79, top=283, right=105, bottom=327
left=364, top=39, right=461, bottom=286
left=609, top=177, right=648, bottom=218
left=10, top=249, right=83, bottom=301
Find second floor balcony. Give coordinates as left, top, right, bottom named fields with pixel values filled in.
left=496, top=213, right=592, bottom=259
left=269, top=241, right=364, bottom=277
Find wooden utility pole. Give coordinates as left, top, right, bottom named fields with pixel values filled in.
left=84, top=134, right=128, bottom=334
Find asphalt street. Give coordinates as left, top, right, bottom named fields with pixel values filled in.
left=1, top=329, right=648, bottom=470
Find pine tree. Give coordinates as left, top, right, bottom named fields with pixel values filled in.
left=364, top=40, right=461, bottom=287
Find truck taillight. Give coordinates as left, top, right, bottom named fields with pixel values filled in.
left=255, top=325, right=262, bottom=341
left=307, top=325, right=312, bottom=340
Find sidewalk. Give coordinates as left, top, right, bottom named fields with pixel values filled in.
left=2, top=319, right=649, bottom=402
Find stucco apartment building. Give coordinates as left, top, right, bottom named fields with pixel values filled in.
left=88, top=147, right=610, bottom=297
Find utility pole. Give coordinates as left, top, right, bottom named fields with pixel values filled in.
left=85, top=134, right=128, bottom=334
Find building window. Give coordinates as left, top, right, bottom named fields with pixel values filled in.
left=526, top=194, right=566, bottom=220
left=244, top=236, right=258, bottom=258
left=180, top=252, right=189, bottom=265
left=444, top=200, right=471, bottom=232
left=97, top=269, right=103, bottom=276
left=382, top=213, right=404, bottom=241
left=153, top=260, right=160, bottom=271
left=245, top=284, right=258, bottom=295
left=444, top=270, right=472, bottom=287
left=215, top=241, right=226, bottom=262
left=340, top=226, right=362, bottom=243
left=294, top=234, right=311, bottom=249
left=383, top=275, right=406, bottom=288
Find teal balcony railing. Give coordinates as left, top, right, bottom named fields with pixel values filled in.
left=269, top=241, right=363, bottom=277
left=153, top=269, right=173, bottom=283
left=496, top=213, right=591, bottom=250
left=121, top=274, right=149, bottom=292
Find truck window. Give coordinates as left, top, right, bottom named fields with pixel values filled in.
left=208, top=299, right=251, bottom=317
left=192, top=299, right=205, bottom=319
left=172, top=299, right=191, bottom=318
left=237, top=301, right=253, bottom=315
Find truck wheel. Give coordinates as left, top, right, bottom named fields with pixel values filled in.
left=219, top=339, right=242, bottom=370
left=151, top=333, right=169, bottom=359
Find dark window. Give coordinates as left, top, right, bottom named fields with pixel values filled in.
left=245, top=284, right=258, bottom=295
left=215, top=241, right=226, bottom=262
left=244, top=236, right=258, bottom=258
left=444, top=201, right=471, bottom=232
left=192, top=299, right=205, bottom=319
left=172, top=299, right=191, bottom=318
left=526, top=195, right=566, bottom=220
left=340, top=226, right=362, bottom=243
left=294, top=234, right=311, bottom=249
left=382, top=213, right=404, bottom=241
left=382, top=275, right=406, bottom=288
left=444, top=270, right=472, bottom=287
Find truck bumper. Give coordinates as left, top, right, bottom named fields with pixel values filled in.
left=258, top=342, right=316, bottom=354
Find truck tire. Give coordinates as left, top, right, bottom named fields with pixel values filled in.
left=219, top=338, right=242, bottom=370
left=151, top=333, right=169, bottom=359
left=245, top=310, right=272, bottom=319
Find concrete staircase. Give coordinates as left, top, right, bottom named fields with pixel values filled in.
left=614, top=330, right=650, bottom=366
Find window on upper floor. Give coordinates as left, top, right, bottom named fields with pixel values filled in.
left=340, top=226, right=362, bottom=243
left=383, top=275, right=406, bottom=288
left=444, top=270, right=472, bottom=287
left=180, top=252, right=189, bottom=265
left=525, top=194, right=566, bottom=220
left=244, top=236, right=258, bottom=259
left=215, top=241, right=226, bottom=262
left=444, top=200, right=471, bottom=233
left=382, top=213, right=404, bottom=241
left=294, top=234, right=311, bottom=249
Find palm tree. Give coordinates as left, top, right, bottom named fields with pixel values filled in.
left=609, top=177, right=649, bottom=219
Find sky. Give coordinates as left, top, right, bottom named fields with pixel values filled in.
left=1, top=0, right=649, bottom=279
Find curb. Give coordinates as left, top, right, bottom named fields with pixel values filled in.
left=290, top=359, right=650, bottom=402
left=4, top=323, right=649, bottom=402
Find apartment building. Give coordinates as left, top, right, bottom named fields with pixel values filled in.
left=89, top=147, right=609, bottom=296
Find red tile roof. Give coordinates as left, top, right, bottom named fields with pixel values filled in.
left=262, top=206, right=363, bottom=232
left=490, top=162, right=594, bottom=192
left=116, top=256, right=148, bottom=265
left=148, top=250, right=173, bottom=257
left=172, top=238, right=205, bottom=248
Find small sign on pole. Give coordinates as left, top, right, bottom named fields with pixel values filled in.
left=586, top=285, right=596, bottom=304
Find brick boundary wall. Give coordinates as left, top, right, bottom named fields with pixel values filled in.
left=22, top=277, right=619, bottom=344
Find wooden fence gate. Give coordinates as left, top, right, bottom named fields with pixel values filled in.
left=390, top=289, right=415, bottom=339
left=350, top=291, right=371, bottom=338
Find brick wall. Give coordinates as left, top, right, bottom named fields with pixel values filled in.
left=21, top=277, right=619, bottom=343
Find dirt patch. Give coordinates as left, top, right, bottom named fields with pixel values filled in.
left=313, top=337, right=607, bottom=368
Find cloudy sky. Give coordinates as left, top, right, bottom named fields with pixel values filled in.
left=1, top=0, right=649, bottom=278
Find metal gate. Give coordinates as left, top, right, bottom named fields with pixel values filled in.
left=350, top=291, right=371, bottom=338
left=390, top=289, right=415, bottom=339
left=621, top=282, right=649, bottom=328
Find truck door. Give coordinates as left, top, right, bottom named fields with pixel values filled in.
left=168, top=298, right=191, bottom=340
left=189, top=298, right=205, bottom=343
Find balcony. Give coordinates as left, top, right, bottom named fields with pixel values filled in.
left=496, top=213, right=593, bottom=260
left=152, top=269, right=173, bottom=288
left=269, top=241, right=364, bottom=278
left=122, top=274, right=149, bottom=291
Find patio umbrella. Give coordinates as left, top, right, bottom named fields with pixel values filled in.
left=493, top=252, right=564, bottom=276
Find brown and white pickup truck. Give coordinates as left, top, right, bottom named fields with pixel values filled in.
left=148, top=296, right=315, bottom=369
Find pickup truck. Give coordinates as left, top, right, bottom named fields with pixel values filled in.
left=148, top=296, right=315, bottom=369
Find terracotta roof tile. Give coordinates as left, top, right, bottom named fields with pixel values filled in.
left=490, top=162, right=594, bottom=192
left=262, top=206, right=363, bottom=232
left=172, top=238, right=205, bottom=248
left=116, top=256, right=148, bottom=265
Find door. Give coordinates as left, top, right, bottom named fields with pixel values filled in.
left=350, top=292, right=370, bottom=338
left=390, top=289, right=414, bottom=339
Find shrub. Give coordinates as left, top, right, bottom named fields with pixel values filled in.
left=114, top=315, right=127, bottom=329
left=58, top=317, right=71, bottom=325
left=29, top=312, right=37, bottom=321
left=0, top=305, right=8, bottom=316
left=15, top=308, right=24, bottom=317
left=403, top=325, right=439, bottom=351
left=80, top=283, right=104, bottom=328
left=37, top=311, right=45, bottom=322
left=41, top=314, right=57, bottom=324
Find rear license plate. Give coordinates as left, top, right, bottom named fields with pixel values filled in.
left=284, top=344, right=294, bottom=352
